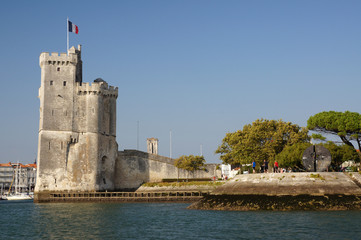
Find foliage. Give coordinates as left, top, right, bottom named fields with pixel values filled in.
left=275, top=142, right=311, bottom=168
left=215, top=119, right=309, bottom=166
left=174, top=155, right=206, bottom=172
left=275, top=141, right=359, bottom=170
left=311, top=133, right=326, bottom=141
left=307, top=111, right=361, bottom=159
left=322, top=142, right=360, bottom=169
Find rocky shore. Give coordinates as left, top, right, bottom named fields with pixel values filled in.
left=188, top=172, right=361, bottom=211
left=188, top=194, right=361, bottom=211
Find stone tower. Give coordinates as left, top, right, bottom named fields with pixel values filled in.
left=147, top=138, right=159, bottom=155
left=35, top=46, right=118, bottom=200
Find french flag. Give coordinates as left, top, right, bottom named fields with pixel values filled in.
left=68, top=20, right=79, bottom=34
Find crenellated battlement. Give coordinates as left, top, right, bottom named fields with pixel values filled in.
left=39, top=46, right=81, bottom=67
left=76, top=81, right=118, bottom=98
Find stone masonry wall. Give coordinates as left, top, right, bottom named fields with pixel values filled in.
left=35, top=46, right=118, bottom=196
left=114, top=150, right=221, bottom=190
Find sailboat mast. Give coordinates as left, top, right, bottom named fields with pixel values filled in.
left=16, top=163, right=19, bottom=193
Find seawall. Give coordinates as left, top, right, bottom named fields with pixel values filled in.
left=188, top=172, right=361, bottom=210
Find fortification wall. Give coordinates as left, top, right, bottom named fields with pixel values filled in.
left=36, top=131, right=99, bottom=192
left=114, top=150, right=221, bottom=190
left=39, top=52, right=77, bottom=67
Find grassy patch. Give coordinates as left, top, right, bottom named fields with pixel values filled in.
left=142, top=181, right=225, bottom=188
left=310, top=173, right=325, bottom=181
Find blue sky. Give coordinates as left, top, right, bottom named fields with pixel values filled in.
left=1, top=0, right=360, bottom=164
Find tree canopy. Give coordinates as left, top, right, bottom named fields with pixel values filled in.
left=275, top=141, right=359, bottom=170
left=174, top=155, right=205, bottom=172
left=275, top=142, right=311, bottom=168
left=307, top=111, right=361, bottom=158
left=322, top=142, right=360, bottom=168
left=215, top=119, right=309, bottom=166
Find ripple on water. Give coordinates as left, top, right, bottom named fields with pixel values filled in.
left=1, top=201, right=361, bottom=239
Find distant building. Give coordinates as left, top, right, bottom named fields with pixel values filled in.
left=0, top=162, right=37, bottom=193
left=0, top=163, right=13, bottom=193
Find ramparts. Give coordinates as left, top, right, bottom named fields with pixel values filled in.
left=76, top=82, right=118, bottom=97
left=114, top=150, right=221, bottom=191
left=39, top=47, right=80, bottom=67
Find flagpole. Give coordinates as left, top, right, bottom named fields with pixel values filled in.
left=67, top=17, right=69, bottom=54
left=170, top=130, right=172, bottom=159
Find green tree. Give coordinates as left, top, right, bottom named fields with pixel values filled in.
left=275, top=142, right=311, bottom=169
left=322, top=142, right=360, bottom=169
left=275, top=141, right=359, bottom=171
left=311, top=133, right=326, bottom=142
left=174, top=155, right=206, bottom=172
left=307, top=111, right=361, bottom=159
left=215, top=119, right=309, bottom=166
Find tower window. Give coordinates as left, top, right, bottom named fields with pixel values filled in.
left=57, top=67, right=60, bottom=71
left=50, top=81, right=53, bottom=86
left=63, top=81, right=67, bottom=86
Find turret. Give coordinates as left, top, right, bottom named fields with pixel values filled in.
left=75, top=80, right=118, bottom=135
left=38, top=45, right=82, bottom=132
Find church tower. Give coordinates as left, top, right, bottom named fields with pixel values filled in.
left=35, top=46, right=118, bottom=201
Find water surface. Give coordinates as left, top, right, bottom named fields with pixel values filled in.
left=1, top=200, right=360, bottom=239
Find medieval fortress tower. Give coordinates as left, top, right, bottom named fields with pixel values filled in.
left=36, top=45, right=118, bottom=194
left=35, top=46, right=219, bottom=201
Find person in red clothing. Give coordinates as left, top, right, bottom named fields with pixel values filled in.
left=274, top=161, right=279, bottom=173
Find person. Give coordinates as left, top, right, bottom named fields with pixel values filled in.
left=252, top=160, right=256, bottom=173
left=274, top=161, right=279, bottom=173
left=264, top=160, right=269, bottom=173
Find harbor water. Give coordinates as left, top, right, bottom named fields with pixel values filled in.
left=1, top=200, right=361, bottom=239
